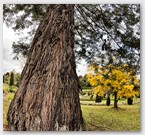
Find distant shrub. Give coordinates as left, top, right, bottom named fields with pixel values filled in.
left=127, top=98, right=133, bottom=105
left=9, top=72, right=14, bottom=86
left=80, top=91, right=86, bottom=95
left=3, top=83, right=9, bottom=93
left=90, top=95, right=93, bottom=99
left=9, top=86, right=17, bottom=93
left=88, top=91, right=92, bottom=96
left=8, top=94, right=14, bottom=101
left=95, top=95, right=102, bottom=103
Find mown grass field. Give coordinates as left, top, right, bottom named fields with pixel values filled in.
left=81, top=103, right=140, bottom=131
left=3, top=86, right=140, bottom=131
left=3, top=93, right=15, bottom=126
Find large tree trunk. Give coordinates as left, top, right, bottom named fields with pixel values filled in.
left=7, top=4, right=84, bottom=131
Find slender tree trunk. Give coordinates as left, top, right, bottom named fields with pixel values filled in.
left=95, top=94, right=102, bottom=103
left=7, top=4, right=84, bottom=131
left=114, top=92, right=118, bottom=108
left=106, top=96, right=110, bottom=106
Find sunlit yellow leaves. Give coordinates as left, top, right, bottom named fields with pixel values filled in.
left=87, top=65, right=95, bottom=71
left=133, top=76, right=140, bottom=86
left=92, top=86, right=104, bottom=96
left=86, top=73, right=93, bottom=79
left=122, top=84, right=137, bottom=98
left=86, top=64, right=140, bottom=98
left=120, top=78, right=127, bottom=84
left=123, top=64, right=128, bottom=67
left=87, top=74, right=103, bottom=86
left=124, top=85, right=134, bottom=91
left=104, top=79, right=111, bottom=86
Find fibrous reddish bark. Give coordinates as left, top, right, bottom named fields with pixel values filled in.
left=7, top=4, right=84, bottom=131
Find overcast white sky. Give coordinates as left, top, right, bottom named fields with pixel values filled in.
left=3, top=24, right=88, bottom=76
left=3, top=24, right=22, bottom=74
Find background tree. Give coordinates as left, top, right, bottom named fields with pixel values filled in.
left=79, top=74, right=91, bottom=88
left=87, top=64, right=140, bottom=108
left=14, top=73, right=21, bottom=87
left=9, top=72, right=15, bottom=93
left=3, top=72, right=10, bottom=84
left=9, top=72, right=14, bottom=86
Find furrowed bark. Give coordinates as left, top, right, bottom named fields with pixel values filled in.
left=7, top=4, right=84, bottom=131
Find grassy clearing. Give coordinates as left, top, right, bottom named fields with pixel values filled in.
left=81, top=103, right=140, bottom=131
left=3, top=93, right=15, bottom=126
left=3, top=92, right=140, bottom=131
left=3, top=84, right=10, bottom=93
left=80, top=89, right=140, bottom=105
left=80, top=98, right=140, bottom=106
left=3, top=83, right=17, bottom=93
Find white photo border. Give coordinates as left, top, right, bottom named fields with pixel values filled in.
left=0, top=0, right=144, bottom=135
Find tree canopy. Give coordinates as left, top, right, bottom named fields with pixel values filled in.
left=86, top=64, right=140, bottom=107
left=3, top=4, right=140, bottom=70
left=87, top=64, right=139, bottom=97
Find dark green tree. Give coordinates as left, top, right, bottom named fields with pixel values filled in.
left=79, top=74, right=91, bottom=88
left=4, top=4, right=140, bottom=131
left=3, top=72, right=10, bottom=84
left=14, top=73, right=21, bottom=87
left=4, top=4, right=140, bottom=67
left=9, top=72, right=14, bottom=86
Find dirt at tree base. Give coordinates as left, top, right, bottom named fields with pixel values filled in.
left=3, top=125, right=9, bottom=131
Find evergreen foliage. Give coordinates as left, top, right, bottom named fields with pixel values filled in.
left=3, top=4, right=140, bottom=71
left=79, top=74, right=91, bottom=88
left=9, top=72, right=14, bottom=86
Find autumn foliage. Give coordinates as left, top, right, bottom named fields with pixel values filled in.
left=87, top=64, right=140, bottom=108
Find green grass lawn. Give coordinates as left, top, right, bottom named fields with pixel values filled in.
left=80, top=89, right=140, bottom=105
left=3, top=93, right=15, bottom=126
left=3, top=83, right=10, bottom=93
left=3, top=83, right=17, bottom=93
left=3, top=92, right=140, bottom=131
left=81, top=103, right=140, bottom=131
left=80, top=98, right=140, bottom=106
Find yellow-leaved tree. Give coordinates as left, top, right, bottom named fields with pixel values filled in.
left=87, top=64, right=140, bottom=108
